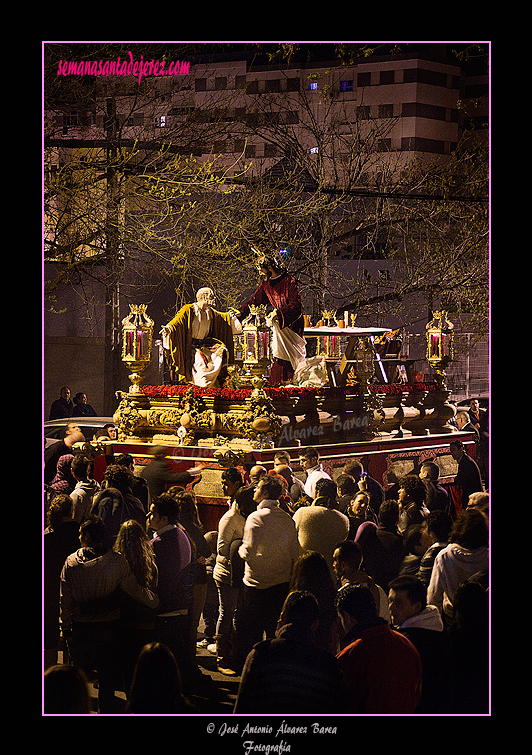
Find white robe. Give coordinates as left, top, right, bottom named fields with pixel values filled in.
left=268, top=315, right=306, bottom=370
left=162, top=304, right=242, bottom=387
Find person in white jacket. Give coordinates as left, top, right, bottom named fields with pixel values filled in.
left=427, top=508, right=489, bottom=624
left=294, top=479, right=350, bottom=580
left=297, top=446, right=331, bottom=500
left=389, top=577, right=445, bottom=632
left=235, top=476, right=300, bottom=671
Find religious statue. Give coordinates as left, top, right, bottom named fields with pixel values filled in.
left=238, top=253, right=306, bottom=385
left=161, top=287, right=242, bottom=387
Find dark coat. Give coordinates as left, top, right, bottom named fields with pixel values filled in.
left=399, top=626, right=455, bottom=713
left=234, top=622, right=353, bottom=714
left=139, top=458, right=194, bottom=499
left=49, top=397, right=73, bottom=420
left=356, top=522, right=406, bottom=592
left=454, top=453, right=483, bottom=503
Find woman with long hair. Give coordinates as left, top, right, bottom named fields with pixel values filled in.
left=289, top=550, right=339, bottom=654
left=113, top=519, right=158, bottom=693
left=127, top=642, right=195, bottom=714
left=44, top=664, right=91, bottom=714
left=114, top=518, right=157, bottom=589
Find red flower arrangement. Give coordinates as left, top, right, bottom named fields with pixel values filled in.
left=140, top=381, right=437, bottom=400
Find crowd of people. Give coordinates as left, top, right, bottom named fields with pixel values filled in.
left=43, top=430, right=489, bottom=716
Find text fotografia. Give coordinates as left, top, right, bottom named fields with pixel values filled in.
left=56, top=51, right=190, bottom=84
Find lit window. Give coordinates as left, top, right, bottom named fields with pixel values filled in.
left=340, top=80, right=353, bottom=92
left=309, top=81, right=318, bottom=90
left=310, top=146, right=319, bottom=154
left=154, top=115, right=166, bottom=128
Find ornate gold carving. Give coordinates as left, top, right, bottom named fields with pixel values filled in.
left=213, top=448, right=245, bottom=467
left=113, top=379, right=281, bottom=449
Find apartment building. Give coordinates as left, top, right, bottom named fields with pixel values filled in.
left=46, top=46, right=486, bottom=177
left=129, top=53, right=466, bottom=176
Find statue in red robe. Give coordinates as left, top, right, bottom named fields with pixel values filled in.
left=239, top=255, right=306, bottom=385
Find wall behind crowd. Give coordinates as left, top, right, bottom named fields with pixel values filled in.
left=44, top=337, right=107, bottom=419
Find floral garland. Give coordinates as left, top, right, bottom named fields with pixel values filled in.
left=140, top=384, right=252, bottom=400
left=141, top=382, right=437, bottom=400
left=368, top=383, right=436, bottom=395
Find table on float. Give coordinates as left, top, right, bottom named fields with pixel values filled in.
left=304, top=326, right=391, bottom=387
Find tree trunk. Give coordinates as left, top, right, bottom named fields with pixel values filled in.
left=103, top=98, right=123, bottom=416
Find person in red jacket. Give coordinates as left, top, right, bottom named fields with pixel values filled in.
left=335, top=584, right=422, bottom=714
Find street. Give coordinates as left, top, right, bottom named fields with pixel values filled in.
left=57, top=620, right=241, bottom=715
